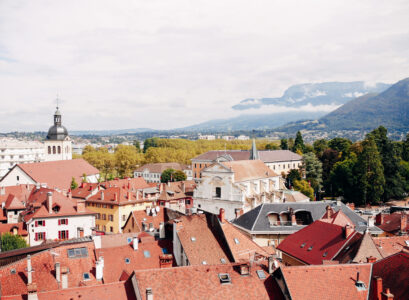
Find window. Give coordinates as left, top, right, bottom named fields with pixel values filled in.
left=110, top=226, right=113, bottom=232
left=215, top=187, right=221, bottom=198
left=108, top=214, right=113, bottom=221
left=58, top=219, right=68, bottom=225
left=96, top=224, right=100, bottom=230
left=67, top=247, right=88, bottom=258
left=186, top=199, right=191, bottom=205
left=103, top=204, right=107, bottom=208
left=58, top=146, right=61, bottom=154
left=122, top=215, right=126, bottom=221
left=48, top=146, right=51, bottom=154
left=218, top=273, right=231, bottom=284
left=103, top=225, right=106, bottom=231
left=256, top=270, right=266, bottom=279
left=53, top=146, right=56, bottom=154
left=35, top=220, right=45, bottom=227
left=125, top=258, right=130, bottom=264
left=58, top=230, right=69, bottom=240
left=96, top=213, right=100, bottom=220
left=143, top=250, right=151, bottom=258
left=16, top=176, right=19, bottom=181
left=97, top=204, right=101, bottom=208
left=83, top=273, right=90, bottom=281
left=110, top=205, right=114, bottom=209
left=234, top=238, right=240, bottom=244
left=35, top=232, right=46, bottom=241
left=102, top=214, right=106, bottom=220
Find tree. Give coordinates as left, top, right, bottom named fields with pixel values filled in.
left=402, top=134, right=409, bottom=161
left=302, top=152, right=323, bottom=197
left=143, top=138, right=159, bottom=153
left=161, top=168, right=175, bottom=183
left=329, top=154, right=358, bottom=200
left=321, top=149, right=341, bottom=193
left=81, top=173, right=88, bottom=183
left=328, top=138, right=352, bottom=159
left=173, top=170, right=187, bottom=181
left=115, top=145, right=141, bottom=178
left=71, top=177, right=78, bottom=190
left=133, top=140, right=141, bottom=152
left=356, top=136, right=385, bottom=205
left=1, top=233, right=28, bottom=251
left=293, top=179, right=315, bottom=201
left=286, top=169, right=301, bottom=188
left=265, top=143, right=279, bottom=150
left=313, top=139, right=328, bottom=158
left=280, top=139, right=288, bottom=150
left=292, top=131, right=305, bottom=153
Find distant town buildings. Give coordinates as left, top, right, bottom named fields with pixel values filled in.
left=134, top=162, right=192, bottom=183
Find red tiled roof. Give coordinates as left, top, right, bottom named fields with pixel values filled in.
left=320, top=209, right=354, bottom=227
left=0, top=185, right=34, bottom=205
left=277, top=220, right=361, bottom=265
left=87, top=186, right=153, bottom=205
left=98, top=232, right=140, bottom=249
left=71, top=182, right=100, bottom=199
left=0, top=222, right=28, bottom=236
left=0, top=241, right=100, bottom=297
left=131, top=263, right=284, bottom=300
left=278, top=263, right=372, bottom=300
left=22, top=188, right=95, bottom=221
left=371, top=251, right=409, bottom=300
left=221, top=160, right=278, bottom=182
left=4, top=194, right=26, bottom=210
left=1, top=280, right=137, bottom=300
left=176, top=214, right=230, bottom=265
left=100, top=177, right=150, bottom=190
left=373, top=236, right=409, bottom=257
left=220, top=221, right=272, bottom=262
left=16, top=159, right=99, bottom=191
left=126, top=209, right=165, bottom=232
left=376, top=212, right=408, bottom=234
left=95, top=239, right=173, bottom=283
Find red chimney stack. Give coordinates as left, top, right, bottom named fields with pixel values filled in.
left=219, top=208, right=225, bottom=223
left=376, top=213, right=384, bottom=225
left=400, top=211, right=407, bottom=234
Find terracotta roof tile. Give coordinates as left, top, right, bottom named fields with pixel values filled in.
left=277, top=263, right=372, bottom=300
left=376, top=212, right=408, bottom=234
left=277, top=220, right=361, bottom=265
left=176, top=214, right=229, bottom=265
left=131, top=263, right=284, bottom=300
left=373, top=236, right=409, bottom=257
left=0, top=222, right=28, bottom=236
left=320, top=209, right=354, bottom=227
left=0, top=185, right=34, bottom=205
left=221, top=160, right=278, bottom=182
left=14, top=159, right=99, bottom=191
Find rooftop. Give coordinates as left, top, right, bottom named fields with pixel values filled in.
left=135, top=162, right=189, bottom=173
left=220, top=160, right=278, bottom=182
left=373, top=236, right=409, bottom=257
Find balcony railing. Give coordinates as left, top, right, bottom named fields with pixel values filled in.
left=269, top=221, right=292, bottom=226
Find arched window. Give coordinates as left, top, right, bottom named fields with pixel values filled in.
left=58, top=146, right=61, bottom=154
left=267, top=213, right=280, bottom=226
left=53, top=146, right=56, bottom=154
left=48, top=146, right=51, bottom=154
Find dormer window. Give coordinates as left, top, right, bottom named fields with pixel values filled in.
left=53, top=205, right=60, bottom=213
left=218, top=273, right=231, bottom=284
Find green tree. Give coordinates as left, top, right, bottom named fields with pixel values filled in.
left=356, top=136, right=385, bottom=205
left=402, top=134, right=409, bottom=161
left=286, top=169, right=301, bottom=188
left=302, top=152, right=323, bottom=197
left=265, top=143, right=279, bottom=150
left=328, top=138, right=352, bottom=159
left=71, top=177, right=78, bottom=190
left=292, top=131, right=305, bottom=153
left=280, top=139, right=288, bottom=150
left=329, top=154, right=358, bottom=200
left=321, top=149, right=341, bottom=193
left=143, top=137, right=159, bottom=153
left=313, top=139, right=328, bottom=158
left=115, top=145, right=141, bottom=178
left=173, top=170, right=187, bottom=181
left=133, top=140, right=141, bottom=152
left=81, top=173, right=88, bottom=183
left=293, top=179, right=315, bottom=201
left=161, top=168, right=175, bottom=183
left=1, top=233, right=28, bottom=251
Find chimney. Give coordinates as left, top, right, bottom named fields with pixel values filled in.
left=61, top=267, right=69, bottom=289
left=376, top=213, right=384, bottom=225
left=159, top=184, right=163, bottom=193
left=36, top=183, right=40, bottom=190
left=136, top=190, right=139, bottom=200
left=128, top=191, right=132, bottom=201
left=47, top=192, right=53, bottom=214
left=114, top=193, right=118, bottom=201
left=381, top=288, right=394, bottom=300
left=0, top=186, right=5, bottom=195
left=268, top=256, right=275, bottom=274
left=76, top=200, right=86, bottom=213
left=326, top=205, right=332, bottom=219
left=146, top=288, right=153, bottom=300
left=146, top=207, right=151, bottom=216
left=347, top=202, right=355, bottom=210
left=27, top=283, right=38, bottom=300
left=368, top=216, right=375, bottom=227
left=159, top=254, right=173, bottom=268
left=366, top=256, right=377, bottom=263
left=100, top=191, right=104, bottom=201
left=181, top=181, right=185, bottom=193
left=219, top=208, right=225, bottom=223
left=344, top=224, right=354, bottom=238
left=167, top=181, right=170, bottom=187
left=67, top=189, right=72, bottom=200
left=27, top=255, right=33, bottom=284
left=238, top=263, right=250, bottom=276
left=291, top=212, right=297, bottom=226
left=373, top=276, right=383, bottom=300
left=400, top=212, right=407, bottom=234
left=133, top=237, right=139, bottom=250
left=96, top=257, right=104, bottom=280
left=55, top=262, right=61, bottom=283
left=159, top=222, right=165, bottom=239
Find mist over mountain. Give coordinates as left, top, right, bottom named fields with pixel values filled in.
left=232, top=81, right=390, bottom=110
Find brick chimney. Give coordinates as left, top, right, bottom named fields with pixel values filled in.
left=96, top=257, right=104, bottom=280
left=268, top=256, right=275, bottom=274
left=27, top=255, right=33, bottom=284
left=47, top=192, right=53, bottom=214
left=27, top=282, right=38, bottom=300
left=55, top=262, right=61, bottom=283
left=114, top=193, right=118, bottom=202
left=291, top=211, right=297, bottom=225
left=76, top=200, right=86, bottom=213
left=366, top=256, right=377, bottom=263
left=346, top=202, right=355, bottom=210
left=381, top=288, right=394, bottom=300
left=100, top=191, right=104, bottom=201
left=373, top=276, right=383, bottom=300
left=376, top=213, right=384, bottom=225
left=400, top=212, right=407, bottom=234
left=61, top=266, right=69, bottom=289
left=235, top=208, right=243, bottom=219
left=326, top=205, right=332, bottom=219
left=219, top=208, right=225, bottom=223
left=128, top=191, right=132, bottom=201
left=181, top=181, right=185, bottom=193
left=344, top=224, right=354, bottom=239
left=159, top=254, right=173, bottom=268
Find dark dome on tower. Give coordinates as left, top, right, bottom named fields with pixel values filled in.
left=46, top=107, right=69, bottom=141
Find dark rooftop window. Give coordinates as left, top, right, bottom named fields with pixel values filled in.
left=125, top=258, right=130, bottom=264
left=300, top=243, right=306, bottom=248
left=83, top=273, right=90, bottom=280
left=323, top=252, right=328, bottom=257
left=10, top=268, right=16, bottom=274
left=355, top=281, right=366, bottom=291
left=218, top=273, right=231, bottom=284
left=307, top=246, right=313, bottom=251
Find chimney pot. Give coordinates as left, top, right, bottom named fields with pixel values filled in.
left=100, top=191, right=104, bottom=201
left=326, top=205, right=332, bottom=219
left=374, top=276, right=383, bottom=300
left=47, top=192, right=53, bottom=214
left=376, top=213, right=384, bottom=225
left=146, top=288, right=153, bottom=300
left=219, top=208, right=225, bottom=223
left=133, top=237, right=139, bottom=251
left=400, top=211, right=407, bottom=234
left=344, top=224, right=354, bottom=238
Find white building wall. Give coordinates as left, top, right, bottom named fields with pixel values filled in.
left=0, top=166, right=36, bottom=187
left=44, top=139, right=72, bottom=162
left=265, top=160, right=302, bottom=175
left=27, top=214, right=95, bottom=246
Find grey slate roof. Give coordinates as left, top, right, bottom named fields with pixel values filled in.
left=233, top=201, right=382, bottom=235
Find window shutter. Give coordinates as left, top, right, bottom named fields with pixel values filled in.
left=35, top=233, right=38, bottom=241
left=58, top=219, right=61, bottom=225
left=66, top=219, right=68, bottom=225
left=44, top=232, right=46, bottom=240
left=35, top=221, right=38, bottom=227
left=58, top=231, right=61, bottom=239
left=66, top=230, right=69, bottom=239
left=43, top=220, right=45, bottom=226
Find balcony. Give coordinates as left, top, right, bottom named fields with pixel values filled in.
left=269, top=221, right=292, bottom=226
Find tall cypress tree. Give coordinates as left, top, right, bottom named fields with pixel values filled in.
left=356, top=136, right=385, bottom=205
left=293, top=131, right=305, bottom=153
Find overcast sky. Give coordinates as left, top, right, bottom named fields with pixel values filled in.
left=1, top=0, right=408, bottom=132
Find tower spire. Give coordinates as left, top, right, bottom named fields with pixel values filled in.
left=250, top=131, right=259, bottom=160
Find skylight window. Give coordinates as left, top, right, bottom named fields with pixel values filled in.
left=221, top=258, right=226, bottom=264
left=307, top=246, right=313, bottom=251
left=405, top=240, right=409, bottom=247
left=256, top=270, right=266, bottom=279
left=83, top=273, right=90, bottom=281
left=218, top=273, right=231, bottom=284
left=191, top=237, right=196, bottom=242
left=10, top=269, right=16, bottom=275
left=234, top=238, right=240, bottom=244
left=67, top=247, right=88, bottom=258
left=127, top=237, right=132, bottom=243
left=300, top=243, right=306, bottom=248
left=355, top=281, right=366, bottom=291
left=323, top=252, right=328, bottom=257
left=125, top=258, right=130, bottom=264
left=143, top=250, right=151, bottom=258
left=202, top=261, right=207, bottom=265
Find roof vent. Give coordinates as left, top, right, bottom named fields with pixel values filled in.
left=202, top=261, right=207, bottom=265
left=300, top=243, right=306, bottom=248
left=218, top=273, right=231, bottom=284
left=405, top=240, right=409, bottom=247
left=83, top=273, right=90, bottom=281
left=10, top=268, right=16, bottom=274
left=323, top=252, right=328, bottom=257
left=307, top=246, right=313, bottom=251
left=234, top=238, right=240, bottom=244
left=220, top=258, right=226, bottom=264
